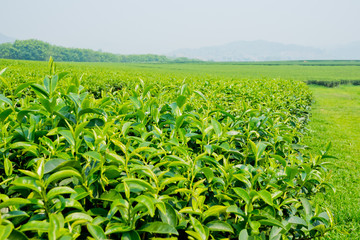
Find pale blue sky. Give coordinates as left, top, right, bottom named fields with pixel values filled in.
left=1, top=0, right=359, bottom=54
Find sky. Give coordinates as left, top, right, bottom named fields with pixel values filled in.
left=1, top=0, right=360, bottom=54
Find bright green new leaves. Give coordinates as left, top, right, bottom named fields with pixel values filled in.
left=88, top=224, right=107, bottom=240
left=0, top=225, right=13, bottom=240
left=188, top=216, right=209, bottom=240
left=65, top=212, right=93, bottom=222
left=4, top=158, right=12, bottom=176
left=20, top=221, right=50, bottom=232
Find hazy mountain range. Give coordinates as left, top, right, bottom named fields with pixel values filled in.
left=0, top=33, right=15, bottom=44
left=1, top=32, right=360, bottom=61
left=169, top=40, right=360, bottom=61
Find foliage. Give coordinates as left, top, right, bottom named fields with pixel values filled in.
left=0, top=59, right=334, bottom=239
left=0, top=40, right=199, bottom=63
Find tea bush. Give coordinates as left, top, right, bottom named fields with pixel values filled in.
left=0, top=59, right=334, bottom=239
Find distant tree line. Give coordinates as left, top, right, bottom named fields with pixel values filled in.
left=0, top=39, right=198, bottom=63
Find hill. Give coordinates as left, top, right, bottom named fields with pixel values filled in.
left=0, top=33, right=15, bottom=44
left=326, top=41, right=360, bottom=60
left=169, top=40, right=360, bottom=61
left=0, top=39, right=198, bottom=63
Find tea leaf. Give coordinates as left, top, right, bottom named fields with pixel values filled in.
left=138, top=222, right=178, bottom=235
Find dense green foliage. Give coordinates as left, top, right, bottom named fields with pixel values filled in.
left=0, top=59, right=334, bottom=239
left=0, top=40, right=198, bottom=63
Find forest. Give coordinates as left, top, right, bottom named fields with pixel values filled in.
left=0, top=40, right=196, bottom=63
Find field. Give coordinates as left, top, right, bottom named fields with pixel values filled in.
left=304, top=85, right=360, bottom=239
left=0, top=59, right=358, bottom=239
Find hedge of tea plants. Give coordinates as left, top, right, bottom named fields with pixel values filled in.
left=306, top=79, right=360, bottom=88
left=0, top=60, right=334, bottom=239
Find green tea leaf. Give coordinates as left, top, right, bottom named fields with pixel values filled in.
left=83, top=151, right=102, bottom=161
left=86, top=118, right=105, bottom=128
left=0, top=198, right=32, bottom=209
left=0, top=94, right=13, bottom=107
left=201, top=167, right=214, bottom=183
left=134, top=195, right=155, bottom=217
left=202, top=206, right=227, bottom=221
left=300, top=197, right=312, bottom=217
left=4, top=158, right=13, bottom=176
left=194, top=90, right=208, bottom=102
left=0, top=224, right=13, bottom=239
left=259, top=219, right=284, bottom=229
left=0, top=108, right=13, bottom=122
left=160, top=176, right=187, bottom=189
left=233, top=188, right=250, bottom=204
left=14, top=82, right=32, bottom=95
left=239, top=229, right=249, bottom=240
left=159, top=203, right=178, bottom=227
left=258, top=190, right=273, bottom=206
left=12, top=177, right=42, bottom=194
left=8, top=230, right=28, bottom=240
left=176, top=95, right=187, bottom=108
left=190, top=216, right=207, bottom=240
left=211, top=118, right=222, bottom=137
left=1, top=211, right=29, bottom=219
left=288, top=216, right=307, bottom=226
left=87, top=224, right=106, bottom=240
left=47, top=187, right=77, bottom=200
left=46, top=169, right=82, bottom=186
left=105, top=224, right=132, bottom=234
left=20, top=221, right=49, bottom=232
left=121, top=230, right=140, bottom=240
left=123, top=178, right=155, bottom=193
left=206, top=221, right=233, bottom=233
left=65, top=212, right=93, bottom=222
left=129, top=96, right=142, bottom=109
left=31, top=84, right=49, bottom=98
left=59, top=130, right=75, bottom=146
left=138, top=222, right=178, bottom=235
left=78, top=108, right=105, bottom=118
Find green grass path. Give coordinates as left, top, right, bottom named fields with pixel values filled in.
left=304, top=85, right=360, bottom=239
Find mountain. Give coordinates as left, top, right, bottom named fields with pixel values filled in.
left=0, top=33, right=15, bottom=44
left=325, top=41, right=360, bottom=60
left=169, top=40, right=360, bottom=61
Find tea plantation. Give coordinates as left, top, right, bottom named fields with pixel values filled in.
left=0, top=59, right=356, bottom=239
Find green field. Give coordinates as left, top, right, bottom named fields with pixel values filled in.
left=0, top=59, right=358, bottom=239
left=2, top=59, right=360, bottom=83
left=304, top=85, right=360, bottom=239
